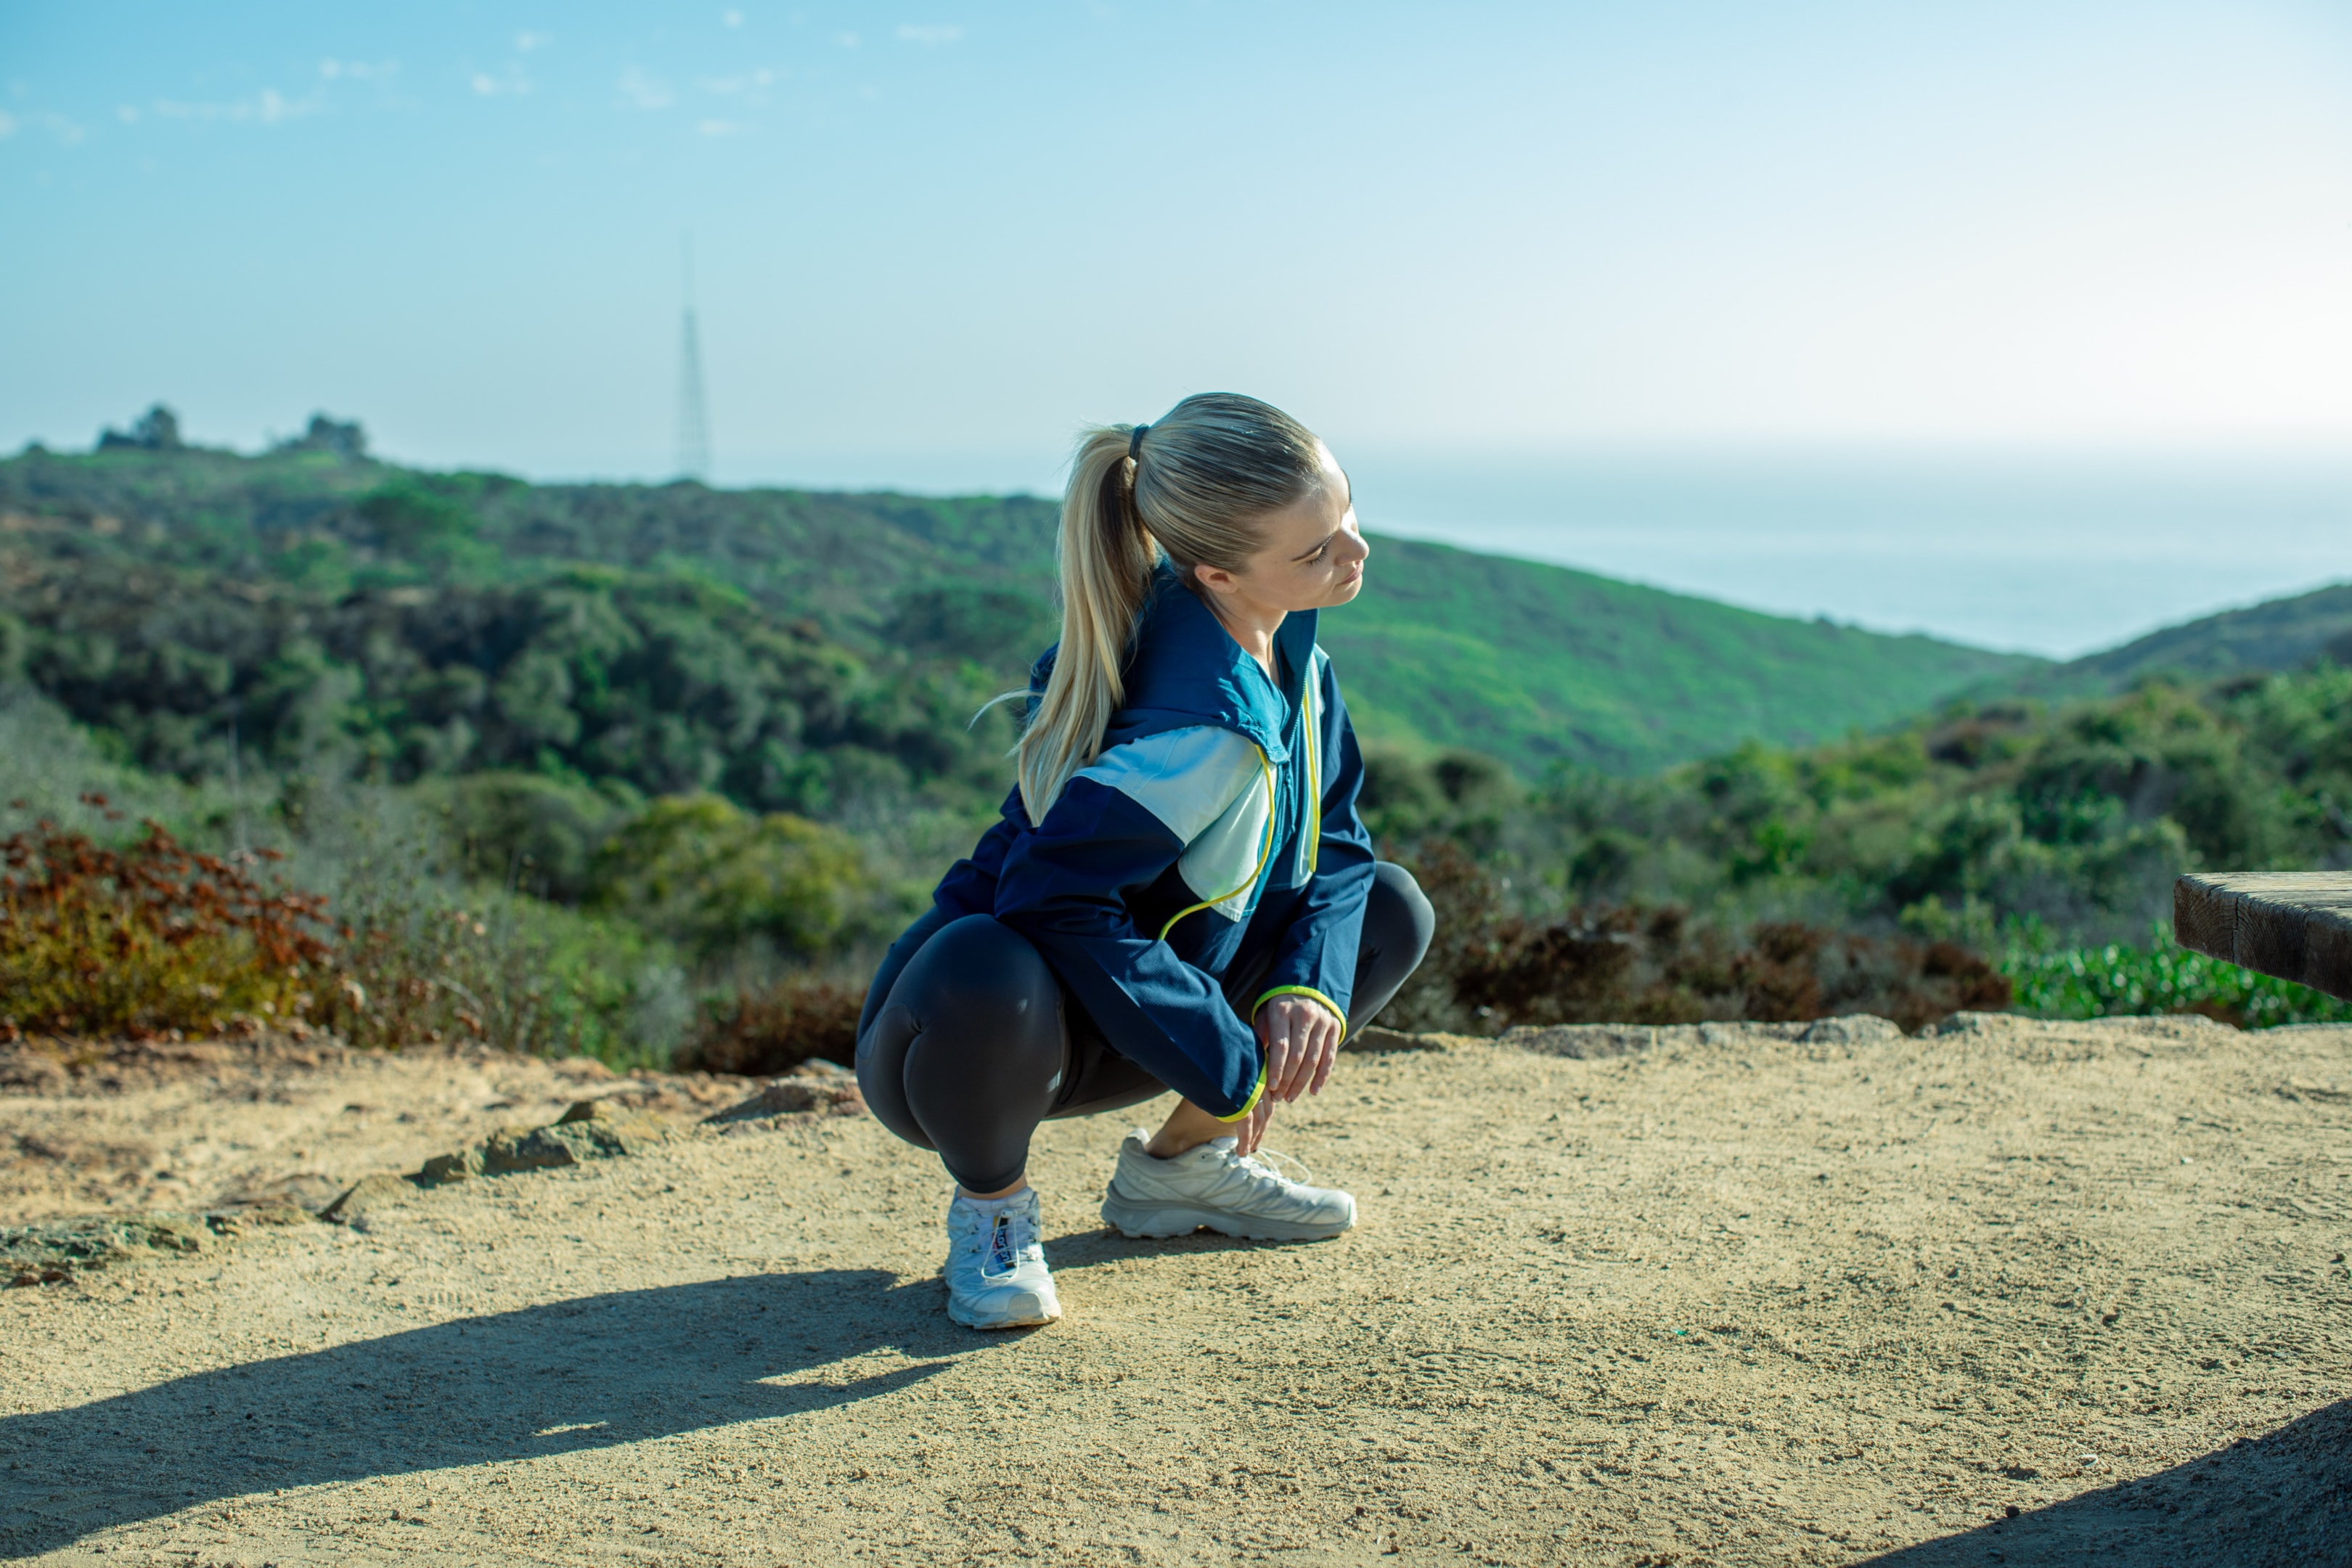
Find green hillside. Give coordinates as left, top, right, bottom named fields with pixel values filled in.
left=0, top=417, right=2338, bottom=1066
left=2014, top=580, right=2352, bottom=701
left=1326, top=536, right=2035, bottom=772
left=0, top=423, right=2037, bottom=780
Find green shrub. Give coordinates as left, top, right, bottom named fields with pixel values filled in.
left=317, top=843, right=690, bottom=1067
left=2001, top=922, right=2352, bottom=1029
left=589, top=793, right=894, bottom=963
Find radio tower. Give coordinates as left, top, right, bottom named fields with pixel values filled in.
left=675, top=235, right=711, bottom=482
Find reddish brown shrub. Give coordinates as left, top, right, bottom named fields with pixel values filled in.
left=0, top=799, right=336, bottom=1040
left=679, top=974, right=864, bottom=1077
left=1400, top=844, right=2011, bottom=1036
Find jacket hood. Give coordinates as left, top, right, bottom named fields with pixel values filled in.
left=1033, top=565, right=1319, bottom=762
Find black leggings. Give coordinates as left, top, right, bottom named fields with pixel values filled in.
left=856, top=862, right=1435, bottom=1193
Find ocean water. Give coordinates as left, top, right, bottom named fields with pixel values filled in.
left=1342, top=453, right=2352, bottom=659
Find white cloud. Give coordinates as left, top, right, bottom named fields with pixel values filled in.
left=896, top=23, right=963, bottom=45
left=698, top=68, right=776, bottom=96
left=835, top=31, right=860, bottom=47
left=115, top=105, right=138, bottom=123
left=698, top=118, right=748, bottom=137
left=617, top=67, right=675, bottom=109
left=150, top=89, right=318, bottom=126
left=516, top=31, right=554, bottom=52
left=12, top=110, right=88, bottom=144
left=724, top=9, right=745, bottom=27
left=473, top=69, right=534, bottom=97
left=320, top=58, right=396, bottom=81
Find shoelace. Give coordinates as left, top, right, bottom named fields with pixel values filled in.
left=1237, top=1146, right=1312, bottom=1186
left=982, top=1208, right=1034, bottom=1278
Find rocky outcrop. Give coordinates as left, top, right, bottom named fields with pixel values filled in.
left=3, top=1205, right=309, bottom=1286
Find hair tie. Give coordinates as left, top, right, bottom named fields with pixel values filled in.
left=1128, top=424, right=1148, bottom=462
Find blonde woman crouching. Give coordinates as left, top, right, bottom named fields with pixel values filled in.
left=855, top=393, right=1434, bottom=1328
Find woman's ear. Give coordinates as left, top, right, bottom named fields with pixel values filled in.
left=1191, top=563, right=1240, bottom=598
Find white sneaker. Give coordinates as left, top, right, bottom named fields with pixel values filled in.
left=943, top=1188, right=1061, bottom=1330
left=1101, top=1132, right=1357, bottom=1242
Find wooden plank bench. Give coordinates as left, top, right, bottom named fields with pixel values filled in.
left=2174, top=873, right=2352, bottom=1002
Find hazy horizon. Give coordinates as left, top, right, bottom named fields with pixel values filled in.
left=25, top=407, right=2343, bottom=661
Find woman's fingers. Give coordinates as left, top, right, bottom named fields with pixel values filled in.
left=1238, top=1094, right=1273, bottom=1155
left=1260, top=1024, right=1298, bottom=1100
left=1286, top=1002, right=1323, bottom=1100
left=1259, top=1005, right=1298, bottom=1102
left=1258, top=999, right=1345, bottom=1105
left=1283, top=1002, right=1339, bottom=1100
left=1307, top=1015, right=1340, bottom=1096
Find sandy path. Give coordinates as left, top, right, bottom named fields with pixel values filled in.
left=0, top=1041, right=748, bottom=1222
left=2, top=1016, right=2348, bottom=1566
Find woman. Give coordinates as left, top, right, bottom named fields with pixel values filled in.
left=856, top=393, right=1434, bottom=1329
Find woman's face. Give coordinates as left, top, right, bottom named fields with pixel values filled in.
left=1196, top=445, right=1370, bottom=618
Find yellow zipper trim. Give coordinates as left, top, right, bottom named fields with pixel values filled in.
left=1253, top=985, right=1345, bottom=1028
left=1212, top=1063, right=1268, bottom=1123
left=1304, top=661, right=1321, bottom=875
left=1156, top=746, right=1278, bottom=942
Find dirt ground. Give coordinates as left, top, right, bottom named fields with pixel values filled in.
left=1, top=1013, right=2348, bottom=1567
left=0, top=1039, right=748, bottom=1225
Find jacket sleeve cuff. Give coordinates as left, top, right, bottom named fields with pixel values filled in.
left=1212, top=1061, right=1269, bottom=1123
left=1251, top=985, right=1347, bottom=1032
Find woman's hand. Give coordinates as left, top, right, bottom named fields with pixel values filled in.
left=1233, top=997, right=1342, bottom=1156
left=1257, top=995, right=1342, bottom=1103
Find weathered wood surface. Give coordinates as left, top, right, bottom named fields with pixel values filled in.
left=2175, top=873, right=2352, bottom=1001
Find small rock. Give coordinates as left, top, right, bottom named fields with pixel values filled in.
left=2, top=1212, right=214, bottom=1281
left=558, top=1099, right=675, bottom=1150
left=219, top=1172, right=348, bottom=1212
left=1799, top=1015, right=1904, bottom=1046
left=482, top=1125, right=590, bottom=1172
left=706, top=1077, right=867, bottom=1124
left=417, top=1146, right=486, bottom=1185
left=203, top=1204, right=313, bottom=1236
left=556, top=1098, right=669, bottom=1132
left=321, top=1174, right=424, bottom=1224
left=482, top=1105, right=670, bottom=1172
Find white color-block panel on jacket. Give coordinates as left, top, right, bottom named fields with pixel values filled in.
left=1073, top=724, right=1272, bottom=918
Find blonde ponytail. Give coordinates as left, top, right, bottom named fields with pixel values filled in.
left=1013, top=393, right=1327, bottom=821
left=1016, top=426, right=1159, bottom=820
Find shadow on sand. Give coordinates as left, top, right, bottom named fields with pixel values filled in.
left=0, top=1267, right=1004, bottom=1559
left=1866, top=1397, right=2350, bottom=1567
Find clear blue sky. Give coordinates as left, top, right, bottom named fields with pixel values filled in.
left=4, top=2, right=2348, bottom=654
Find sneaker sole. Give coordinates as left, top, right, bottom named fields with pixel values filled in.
left=1099, top=1193, right=1353, bottom=1244
left=945, top=1299, right=1061, bottom=1330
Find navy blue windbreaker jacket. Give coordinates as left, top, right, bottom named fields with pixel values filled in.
left=931, top=567, right=1377, bottom=1122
